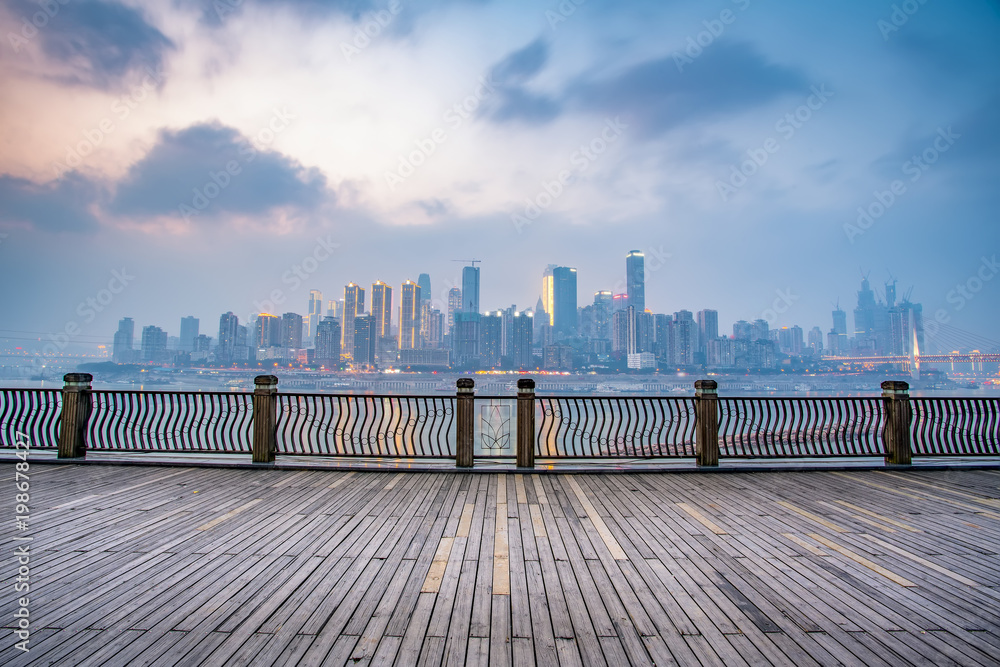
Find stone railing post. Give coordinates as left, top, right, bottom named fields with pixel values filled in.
left=58, top=373, right=93, bottom=459
left=456, top=378, right=475, bottom=468
left=695, top=380, right=719, bottom=467
left=252, top=375, right=279, bottom=463
left=882, top=380, right=912, bottom=466
left=516, top=378, right=536, bottom=469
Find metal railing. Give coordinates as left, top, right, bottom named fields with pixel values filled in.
left=0, top=389, right=61, bottom=448
left=718, top=397, right=883, bottom=457
left=276, top=393, right=455, bottom=457
left=536, top=396, right=696, bottom=457
left=88, top=390, right=253, bottom=452
left=912, top=398, right=1000, bottom=456
left=3, top=375, right=999, bottom=467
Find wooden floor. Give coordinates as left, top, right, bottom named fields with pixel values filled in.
left=2, top=465, right=1000, bottom=666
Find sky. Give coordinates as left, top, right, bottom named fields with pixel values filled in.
left=1, top=0, right=999, bottom=353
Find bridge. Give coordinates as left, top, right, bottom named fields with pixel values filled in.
left=827, top=353, right=1000, bottom=365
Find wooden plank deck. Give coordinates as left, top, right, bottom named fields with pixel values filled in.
left=2, top=464, right=1000, bottom=666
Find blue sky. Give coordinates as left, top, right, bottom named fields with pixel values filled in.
left=0, top=0, right=998, bottom=351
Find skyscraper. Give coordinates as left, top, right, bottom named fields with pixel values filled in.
left=179, top=316, right=199, bottom=352
left=452, top=312, right=481, bottom=366
left=511, top=311, right=534, bottom=369
left=217, top=312, right=239, bottom=363
left=353, top=314, right=375, bottom=367
left=626, top=250, right=645, bottom=312
left=141, top=325, right=167, bottom=362
left=552, top=267, right=578, bottom=336
left=400, top=280, right=421, bottom=350
left=417, top=273, right=432, bottom=305
left=343, top=283, right=365, bottom=360
left=371, top=281, right=393, bottom=340
left=461, top=265, right=480, bottom=313
left=673, top=310, right=696, bottom=365
left=481, top=312, right=503, bottom=368
left=113, top=317, right=134, bottom=363
left=593, top=291, right=612, bottom=339
left=281, top=312, right=303, bottom=349
left=315, top=316, right=341, bottom=366
left=306, top=290, right=323, bottom=341
left=254, top=314, right=282, bottom=348
left=447, top=287, right=462, bottom=330
left=541, top=264, right=557, bottom=325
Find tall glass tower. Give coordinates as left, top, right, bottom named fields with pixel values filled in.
left=343, top=283, right=365, bottom=360
left=626, top=250, right=645, bottom=312
left=371, top=281, right=393, bottom=340
left=461, top=265, right=480, bottom=313
left=552, top=267, right=578, bottom=336
left=400, top=280, right=421, bottom=350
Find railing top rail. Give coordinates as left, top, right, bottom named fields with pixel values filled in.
left=720, top=395, right=882, bottom=401
left=278, top=392, right=456, bottom=400
left=0, top=388, right=62, bottom=393
left=535, top=394, right=698, bottom=400
left=911, top=396, right=999, bottom=401
left=89, top=389, right=254, bottom=397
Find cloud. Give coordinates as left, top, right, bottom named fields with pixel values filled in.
left=109, top=121, right=330, bottom=222
left=0, top=171, right=103, bottom=233
left=6, top=0, right=174, bottom=90
left=480, top=39, right=809, bottom=136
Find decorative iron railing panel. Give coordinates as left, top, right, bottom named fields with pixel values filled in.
left=536, top=396, right=697, bottom=457
left=911, top=398, right=1000, bottom=455
left=0, top=389, right=61, bottom=448
left=718, top=397, right=883, bottom=457
left=276, top=394, right=455, bottom=457
left=88, top=391, right=253, bottom=452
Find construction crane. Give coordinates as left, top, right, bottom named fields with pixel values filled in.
left=451, top=259, right=482, bottom=267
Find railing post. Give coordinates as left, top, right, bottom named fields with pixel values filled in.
left=456, top=378, right=474, bottom=468
left=58, top=373, right=93, bottom=459
left=252, top=375, right=279, bottom=463
left=516, top=378, right=536, bottom=469
left=882, top=380, right=912, bottom=466
left=695, top=380, right=719, bottom=467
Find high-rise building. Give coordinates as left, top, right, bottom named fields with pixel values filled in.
left=500, top=305, right=516, bottom=357
left=808, top=326, right=824, bottom=353
left=352, top=315, right=375, bottom=367
left=777, top=326, right=803, bottom=356
left=141, top=325, right=167, bottom=362
left=673, top=310, right=696, bottom=365
left=216, top=312, right=239, bottom=363
left=751, top=319, right=769, bottom=342
left=179, top=316, right=199, bottom=352
left=654, top=313, right=672, bottom=361
left=511, top=311, right=534, bottom=369
left=733, top=320, right=753, bottom=341
left=697, top=309, right=718, bottom=344
left=481, top=312, right=503, bottom=368
left=452, top=312, right=481, bottom=366
left=400, top=280, right=421, bottom=350
left=254, top=314, right=282, bottom=348
left=447, top=287, right=462, bottom=330
left=636, top=310, right=654, bottom=354
left=425, top=309, right=444, bottom=348
left=306, top=290, right=323, bottom=341
left=552, top=267, right=578, bottom=336
left=326, top=299, right=344, bottom=320
left=626, top=250, right=645, bottom=311
left=417, top=273, right=432, bottom=305
left=832, top=305, right=847, bottom=335
left=371, top=281, right=392, bottom=340
left=611, top=293, right=629, bottom=313
left=541, top=264, right=557, bottom=325
left=281, top=312, right=303, bottom=349
left=461, top=265, right=479, bottom=313
left=343, top=283, right=365, bottom=360
left=113, top=317, right=134, bottom=363
left=593, top=291, right=612, bottom=339
left=315, top=316, right=341, bottom=366
left=611, top=309, right=630, bottom=353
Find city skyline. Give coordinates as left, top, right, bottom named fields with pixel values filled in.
left=0, top=1, right=998, bottom=353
